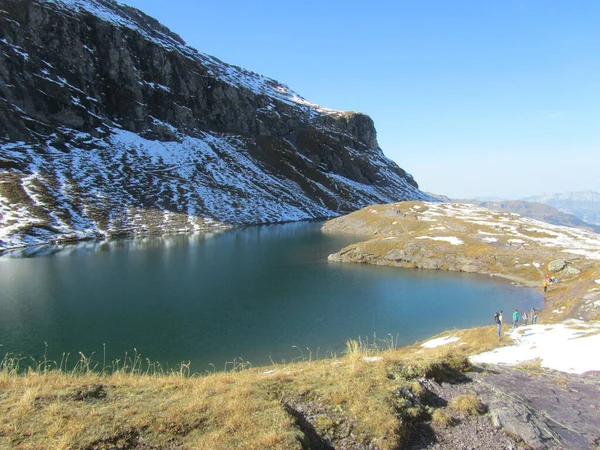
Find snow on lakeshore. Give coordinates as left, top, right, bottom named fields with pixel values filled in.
left=420, top=335, right=460, bottom=348
left=415, top=236, right=464, bottom=245
left=362, top=356, right=383, bottom=363
left=470, top=321, right=600, bottom=374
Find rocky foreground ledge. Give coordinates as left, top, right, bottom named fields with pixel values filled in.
left=403, top=322, right=600, bottom=449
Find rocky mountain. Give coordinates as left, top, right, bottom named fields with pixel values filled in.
left=522, top=191, right=600, bottom=227
left=455, top=199, right=600, bottom=234
left=0, top=0, right=432, bottom=251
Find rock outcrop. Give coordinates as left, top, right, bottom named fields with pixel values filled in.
left=548, top=259, right=566, bottom=273
left=0, top=0, right=432, bottom=250
left=407, top=365, right=600, bottom=450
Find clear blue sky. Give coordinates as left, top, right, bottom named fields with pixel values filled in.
left=120, top=0, right=599, bottom=199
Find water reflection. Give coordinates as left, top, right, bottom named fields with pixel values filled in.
left=1, top=232, right=221, bottom=258
left=1, top=221, right=328, bottom=259
left=0, top=222, right=544, bottom=371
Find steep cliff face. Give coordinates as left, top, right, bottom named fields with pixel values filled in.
left=0, top=0, right=433, bottom=250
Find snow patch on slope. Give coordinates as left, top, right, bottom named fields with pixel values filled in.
left=470, top=321, right=600, bottom=374
left=1, top=126, right=426, bottom=250
left=419, top=203, right=600, bottom=261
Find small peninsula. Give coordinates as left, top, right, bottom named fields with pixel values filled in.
left=324, top=201, right=600, bottom=323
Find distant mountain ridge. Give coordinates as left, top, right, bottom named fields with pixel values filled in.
left=455, top=199, right=600, bottom=234
left=425, top=191, right=600, bottom=234
left=0, top=0, right=433, bottom=250
left=521, top=191, right=600, bottom=226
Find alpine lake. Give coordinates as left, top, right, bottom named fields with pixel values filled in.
left=0, top=221, right=543, bottom=372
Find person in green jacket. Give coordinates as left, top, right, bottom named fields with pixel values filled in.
left=513, top=309, right=519, bottom=329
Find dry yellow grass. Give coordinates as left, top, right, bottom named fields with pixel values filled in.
left=431, top=409, right=456, bottom=428
left=0, top=326, right=500, bottom=450
left=0, top=368, right=301, bottom=449
left=514, top=357, right=544, bottom=377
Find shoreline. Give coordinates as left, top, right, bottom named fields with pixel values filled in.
left=1, top=203, right=599, bottom=448
left=0, top=216, right=343, bottom=256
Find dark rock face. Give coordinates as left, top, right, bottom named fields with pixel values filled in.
left=472, top=366, right=600, bottom=450
left=0, top=0, right=432, bottom=250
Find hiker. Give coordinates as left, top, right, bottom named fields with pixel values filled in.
left=513, top=309, right=519, bottom=329
left=522, top=311, right=528, bottom=325
left=543, top=280, right=548, bottom=293
left=532, top=308, right=539, bottom=324
left=499, top=310, right=504, bottom=327
left=494, top=312, right=501, bottom=336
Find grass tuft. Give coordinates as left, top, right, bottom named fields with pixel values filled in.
left=449, top=394, right=486, bottom=416
left=345, top=333, right=399, bottom=359
left=431, top=408, right=457, bottom=428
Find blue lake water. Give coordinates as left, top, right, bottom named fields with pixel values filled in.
left=0, top=221, right=543, bottom=371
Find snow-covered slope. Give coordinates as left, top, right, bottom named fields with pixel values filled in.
left=0, top=0, right=433, bottom=250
